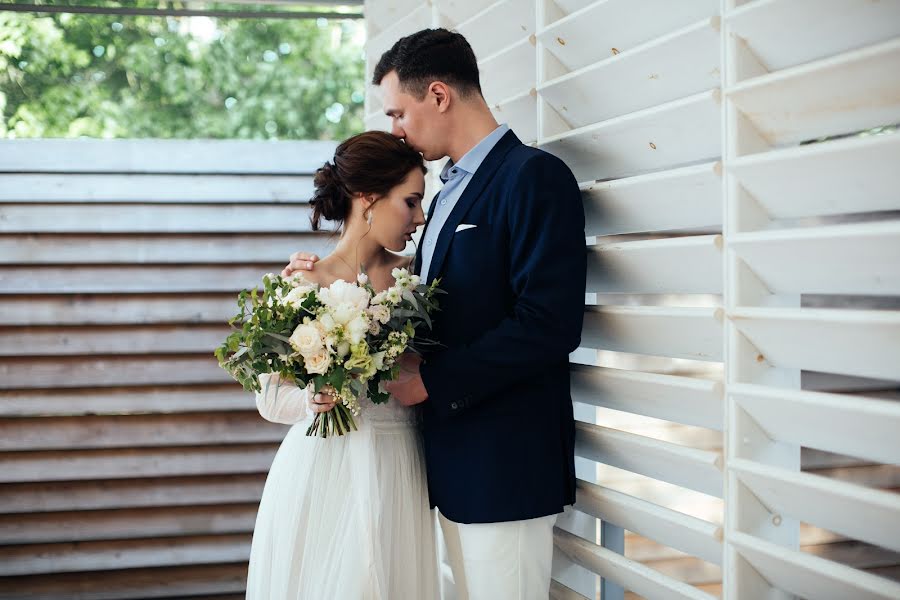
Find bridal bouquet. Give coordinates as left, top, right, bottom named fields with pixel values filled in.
left=215, top=268, right=443, bottom=437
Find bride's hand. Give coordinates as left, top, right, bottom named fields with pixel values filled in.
left=282, top=251, right=320, bottom=277
left=308, top=389, right=336, bottom=414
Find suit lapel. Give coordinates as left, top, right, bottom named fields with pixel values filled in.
left=426, top=130, right=521, bottom=283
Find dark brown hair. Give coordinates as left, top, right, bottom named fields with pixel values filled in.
left=373, top=28, right=482, bottom=100
left=311, top=131, right=426, bottom=231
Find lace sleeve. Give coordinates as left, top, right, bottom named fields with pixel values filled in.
left=255, top=373, right=311, bottom=425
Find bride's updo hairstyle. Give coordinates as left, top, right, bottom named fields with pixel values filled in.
left=311, top=131, right=426, bottom=231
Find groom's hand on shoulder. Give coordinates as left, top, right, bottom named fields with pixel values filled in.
left=282, top=251, right=320, bottom=277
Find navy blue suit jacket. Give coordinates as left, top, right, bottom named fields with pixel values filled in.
left=416, top=130, right=586, bottom=524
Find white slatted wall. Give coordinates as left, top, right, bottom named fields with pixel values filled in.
left=365, top=1, right=900, bottom=598
left=0, top=139, right=335, bottom=598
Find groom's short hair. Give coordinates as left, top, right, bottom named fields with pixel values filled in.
left=373, top=28, right=483, bottom=100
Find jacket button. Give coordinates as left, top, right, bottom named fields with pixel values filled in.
left=450, top=402, right=458, bottom=410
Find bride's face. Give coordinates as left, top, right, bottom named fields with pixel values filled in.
left=369, top=168, right=426, bottom=252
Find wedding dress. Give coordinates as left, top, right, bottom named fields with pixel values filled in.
left=246, top=373, right=440, bottom=599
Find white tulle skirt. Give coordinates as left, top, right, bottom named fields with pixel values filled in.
left=246, top=405, right=439, bottom=600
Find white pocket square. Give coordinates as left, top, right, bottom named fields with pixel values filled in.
left=455, top=224, right=477, bottom=232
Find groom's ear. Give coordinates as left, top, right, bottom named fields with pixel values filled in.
left=428, top=81, right=451, bottom=113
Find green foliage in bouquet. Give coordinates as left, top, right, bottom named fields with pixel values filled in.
left=215, top=270, right=443, bottom=437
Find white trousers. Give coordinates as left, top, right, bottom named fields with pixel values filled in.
left=438, top=510, right=558, bottom=600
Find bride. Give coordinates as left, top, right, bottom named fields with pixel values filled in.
left=245, top=131, right=438, bottom=599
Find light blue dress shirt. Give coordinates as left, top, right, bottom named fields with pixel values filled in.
left=419, top=123, right=510, bottom=281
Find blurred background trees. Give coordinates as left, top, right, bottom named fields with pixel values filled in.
left=0, top=5, right=366, bottom=139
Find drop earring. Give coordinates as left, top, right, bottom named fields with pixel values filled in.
left=366, top=211, right=373, bottom=225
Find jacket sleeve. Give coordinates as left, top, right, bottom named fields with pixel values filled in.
left=419, top=152, right=587, bottom=419
left=255, top=373, right=311, bottom=424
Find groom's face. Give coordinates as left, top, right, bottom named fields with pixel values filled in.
left=380, top=71, right=444, bottom=161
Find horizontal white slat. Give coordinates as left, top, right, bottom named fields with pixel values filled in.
left=0, top=563, right=247, bottom=599
left=366, top=3, right=434, bottom=62
left=726, top=0, right=900, bottom=75
left=548, top=0, right=594, bottom=16
left=570, top=364, right=723, bottom=430
left=0, top=174, right=313, bottom=202
left=435, top=0, right=484, bottom=25
left=0, top=233, right=333, bottom=264
left=0, top=504, right=257, bottom=545
left=731, top=459, right=900, bottom=553
left=587, top=235, right=722, bottom=294
left=0, top=356, right=231, bottom=388
left=0, top=534, right=251, bottom=576
left=539, top=17, right=720, bottom=128
left=0, top=139, right=334, bottom=174
left=0, top=413, right=285, bottom=451
left=582, top=161, right=721, bottom=235
left=540, top=89, right=721, bottom=182
left=574, top=479, right=723, bottom=564
left=575, top=421, right=723, bottom=497
left=537, top=0, right=719, bottom=73
left=0, top=294, right=236, bottom=326
left=730, top=308, right=900, bottom=381
left=365, top=0, right=422, bottom=35
left=0, top=474, right=265, bottom=513
left=0, top=325, right=231, bottom=356
left=582, top=306, right=724, bottom=362
left=0, top=204, right=314, bottom=233
left=0, top=444, right=277, bottom=483
left=726, top=38, right=900, bottom=148
left=549, top=579, right=589, bottom=600
left=0, top=265, right=277, bottom=294
left=730, top=221, right=900, bottom=295
left=554, top=527, right=717, bottom=600
left=0, top=386, right=252, bottom=417
left=730, top=531, right=900, bottom=600
left=491, top=89, right=537, bottom=144
left=479, top=36, right=535, bottom=105
left=728, top=131, right=900, bottom=219
left=731, top=383, right=900, bottom=465
left=455, top=0, right=534, bottom=60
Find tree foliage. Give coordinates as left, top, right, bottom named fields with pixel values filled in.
left=0, top=7, right=366, bottom=139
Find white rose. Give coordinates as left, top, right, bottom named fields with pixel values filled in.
left=318, top=279, right=369, bottom=310
left=290, top=322, right=323, bottom=357
left=337, top=340, right=351, bottom=358
left=357, top=272, right=369, bottom=285
left=347, top=315, right=369, bottom=344
left=304, top=349, right=332, bottom=375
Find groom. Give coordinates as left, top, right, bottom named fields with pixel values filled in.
left=285, top=28, right=586, bottom=600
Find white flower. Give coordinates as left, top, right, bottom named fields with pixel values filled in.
left=331, top=302, right=360, bottom=326
left=347, top=315, right=369, bottom=344
left=357, top=272, right=369, bottom=285
left=386, top=288, right=402, bottom=304
left=304, top=349, right=332, bottom=375
left=318, top=279, right=369, bottom=311
left=408, top=274, right=421, bottom=288
left=337, top=340, right=351, bottom=358
left=319, top=312, right=336, bottom=332
left=368, top=320, right=381, bottom=335
left=368, top=303, right=391, bottom=325
left=289, top=322, right=323, bottom=357
left=372, top=291, right=388, bottom=305
left=282, top=284, right=315, bottom=309
left=372, top=351, right=385, bottom=370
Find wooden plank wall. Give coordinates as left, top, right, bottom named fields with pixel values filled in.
left=0, top=139, right=337, bottom=599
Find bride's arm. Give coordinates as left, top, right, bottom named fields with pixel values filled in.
left=255, top=373, right=313, bottom=424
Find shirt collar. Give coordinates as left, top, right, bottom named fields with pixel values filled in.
left=439, top=123, right=510, bottom=182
